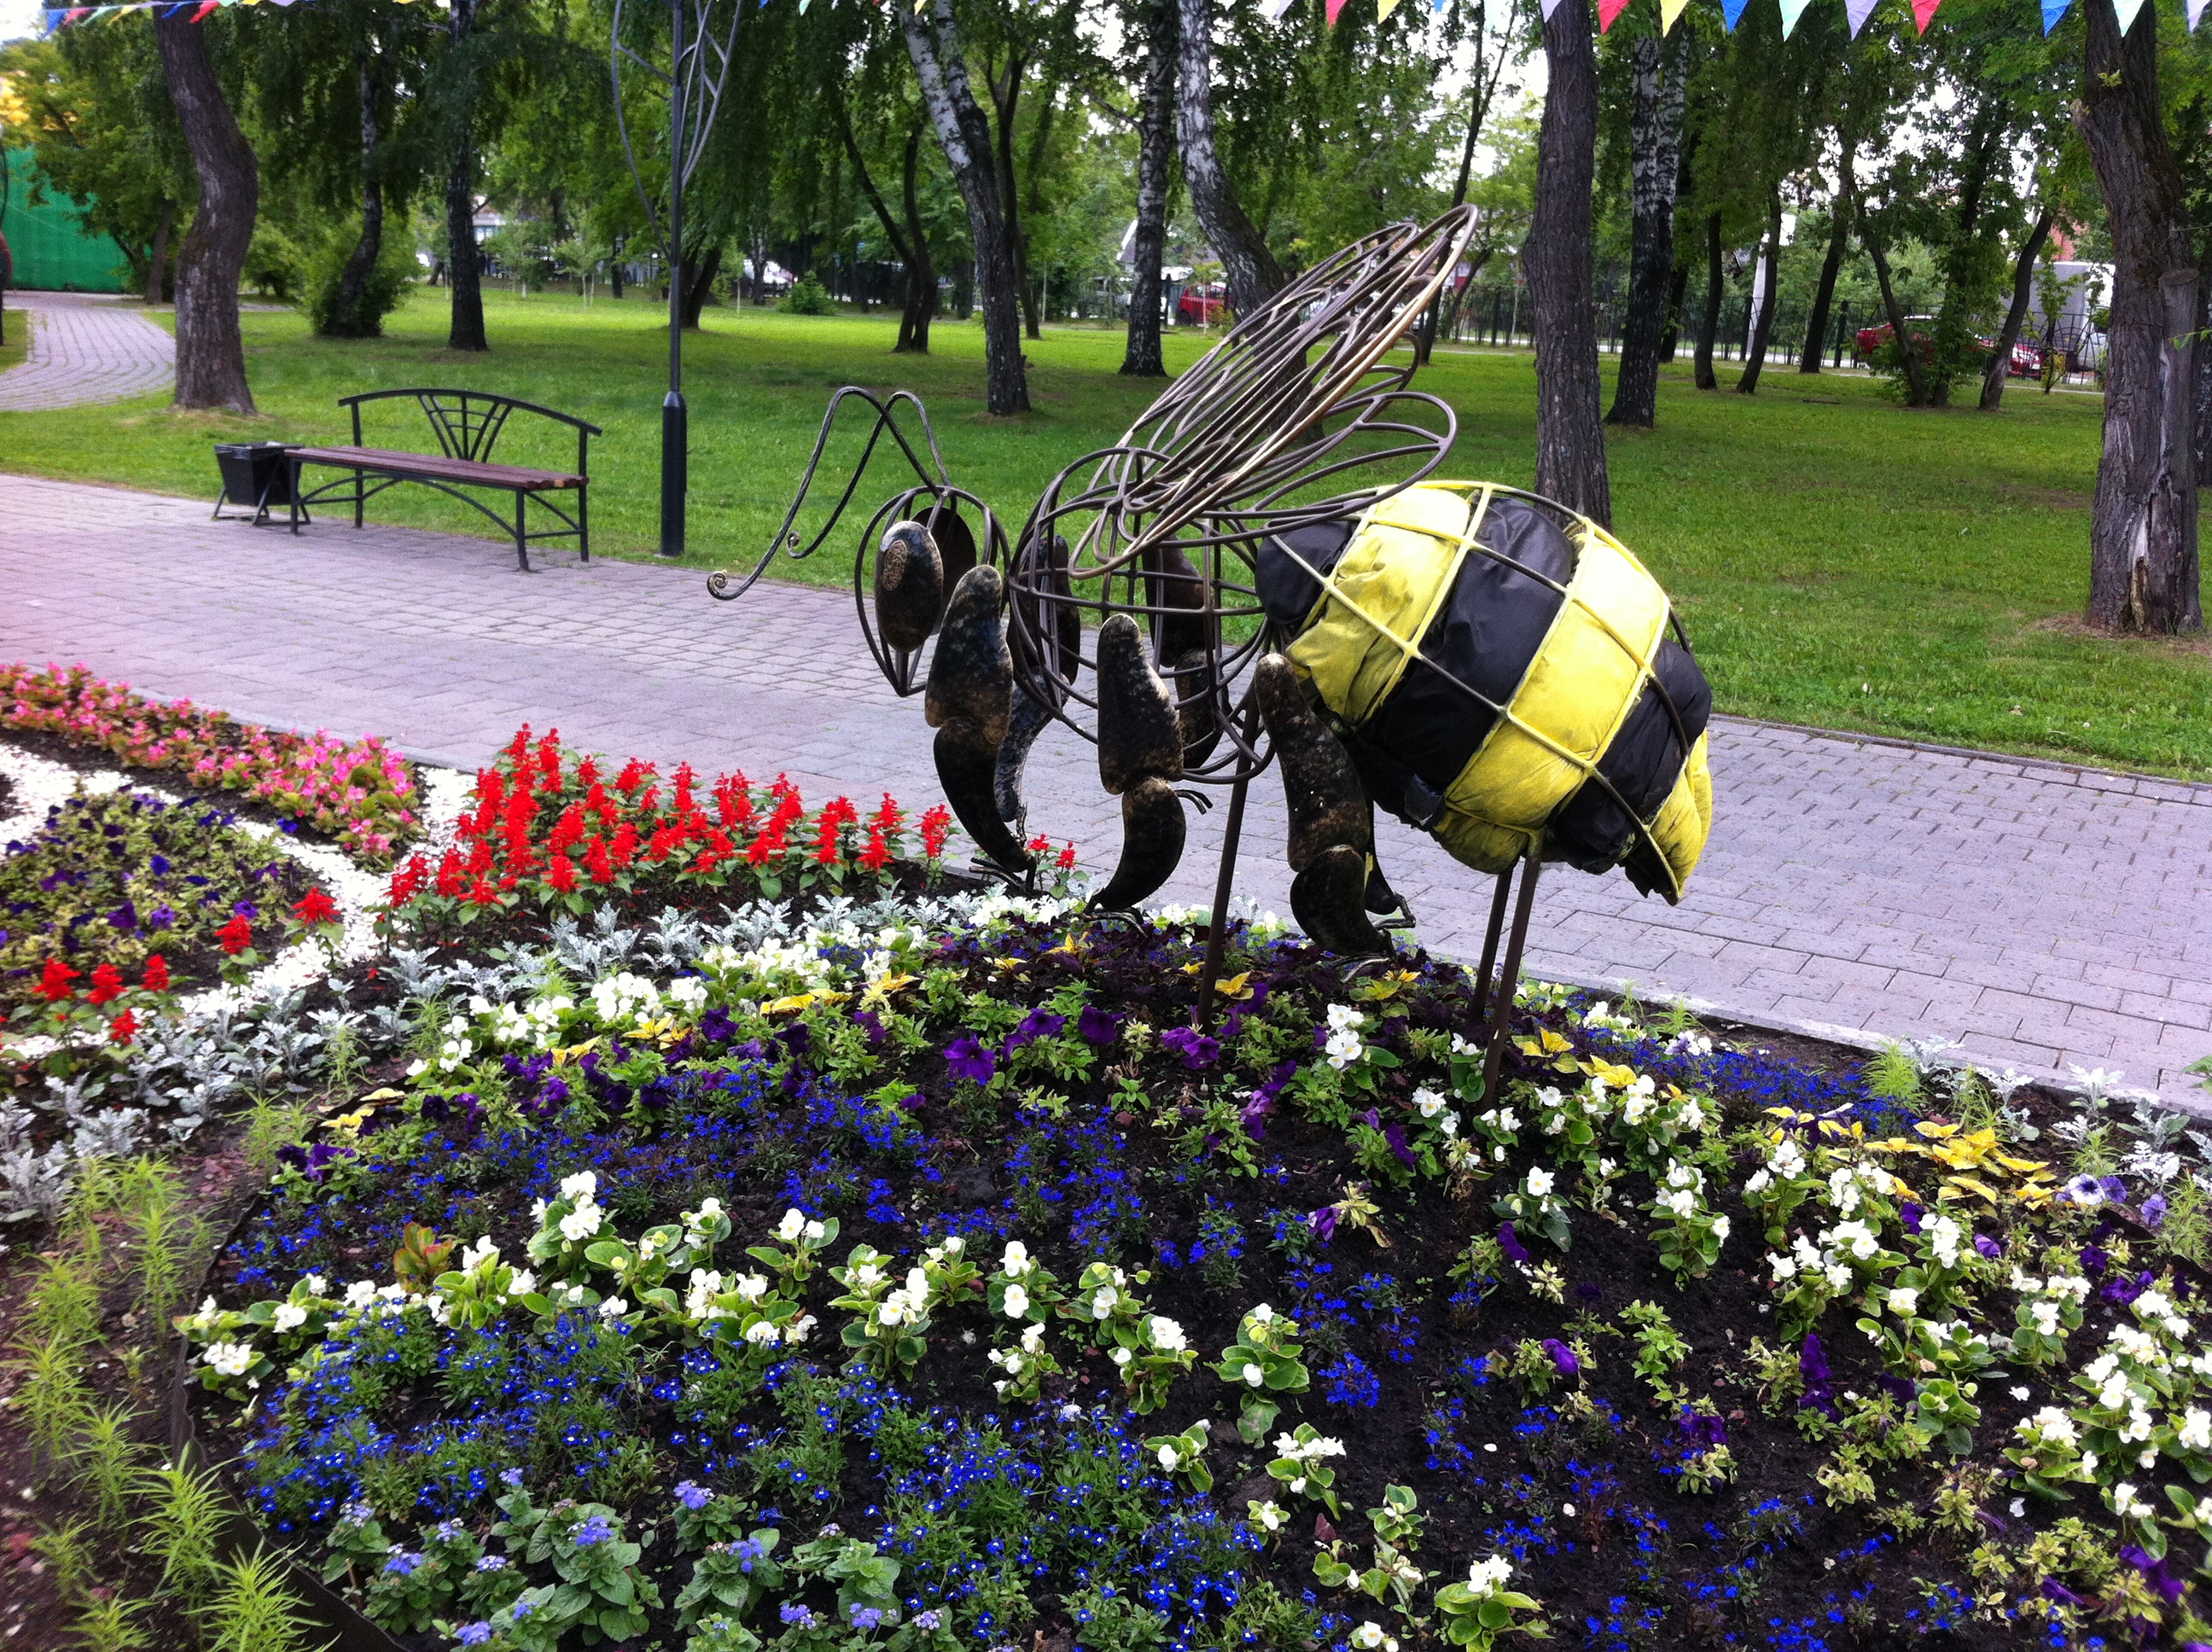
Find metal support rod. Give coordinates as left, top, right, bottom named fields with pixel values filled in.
left=1192, top=766, right=1251, bottom=1033
left=658, top=0, right=687, bottom=560
left=1480, top=855, right=1542, bottom=1102
left=1471, top=868, right=1513, bottom=1003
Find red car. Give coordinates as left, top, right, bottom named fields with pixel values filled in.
left=1177, top=283, right=1227, bottom=325
left=1854, top=317, right=2040, bottom=377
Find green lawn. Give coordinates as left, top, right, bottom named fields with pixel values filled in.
left=0, top=305, right=26, bottom=375
left=2, top=287, right=2205, bottom=779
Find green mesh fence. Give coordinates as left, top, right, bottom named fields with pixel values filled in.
left=2, top=147, right=131, bottom=294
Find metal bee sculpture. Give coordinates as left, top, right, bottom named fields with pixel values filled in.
left=707, top=205, right=1715, bottom=1089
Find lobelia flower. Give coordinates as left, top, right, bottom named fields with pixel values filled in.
left=944, top=1035, right=997, bottom=1085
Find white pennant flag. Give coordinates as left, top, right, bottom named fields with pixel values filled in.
left=1777, top=0, right=1814, bottom=32
left=1540, top=0, right=1568, bottom=16
left=1845, top=0, right=1880, bottom=32
left=2189, top=0, right=2209, bottom=28
left=2109, top=0, right=2148, bottom=27
left=1266, top=0, right=1299, bottom=18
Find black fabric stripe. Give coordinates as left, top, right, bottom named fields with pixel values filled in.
left=1255, top=522, right=1357, bottom=629
left=1546, top=635, right=1714, bottom=879
left=1359, top=496, right=1576, bottom=817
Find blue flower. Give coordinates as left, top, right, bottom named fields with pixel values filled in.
left=382, top=1549, right=424, bottom=1576
left=457, top=1625, right=492, bottom=1647
left=944, top=1036, right=996, bottom=1085
left=675, top=1480, right=713, bottom=1510
left=782, top=1604, right=819, bottom=1628
left=849, top=1605, right=887, bottom=1630
left=572, top=1514, right=614, bottom=1547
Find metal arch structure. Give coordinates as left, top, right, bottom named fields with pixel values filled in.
left=998, top=206, right=1481, bottom=790
left=611, top=0, right=743, bottom=561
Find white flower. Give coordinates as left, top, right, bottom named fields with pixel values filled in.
left=803, top=1219, right=827, bottom=1242
left=1768, top=1252, right=1799, bottom=1283
left=1003, top=1284, right=1031, bottom=1319
left=776, top=1208, right=806, bottom=1243
left=2112, top=1481, right=2153, bottom=1521
left=1000, top=1241, right=1034, bottom=1277
left=1253, top=1500, right=1286, bottom=1533
left=743, top=1319, right=781, bottom=1346
left=1464, top=1554, right=1514, bottom=1598
left=1149, top=1315, right=1187, bottom=1352
left=2180, top=1409, right=2212, bottom=1452
left=1888, top=1288, right=1918, bottom=1318
left=204, top=1341, right=254, bottom=1377
left=559, top=1205, right=602, bottom=1244
left=559, top=1171, right=597, bottom=1203
left=1249, top=1303, right=1275, bottom=1324
left=507, top=1269, right=535, bottom=1298
left=344, top=1280, right=378, bottom=1310
left=598, top=1297, right=629, bottom=1319
left=1743, top=1169, right=1773, bottom=1196
left=1090, top=1286, right=1118, bottom=1321
left=1157, top=1444, right=1181, bottom=1469
left=1711, top=1214, right=1731, bottom=1243
left=1413, top=1088, right=1448, bottom=1120
left=2010, top=1386, right=2031, bottom=1402
left=1324, top=1003, right=1365, bottom=1032
left=2018, top=1407, right=2078, bottom=1448
left=1243, top=1363, right=1266, bottom=1387
left=1440, top=1113, right=1460, bottom=1137
left=1661, top=1189, right=1697, bottom=1219
left=1324, top=1029, right=1364, bottom=1071
left=272, top=1303, right=308, bottom=1333
left=1350, top=1624, right=1389, bottom=1651
left=1526, top=1167, right=1555, bottom=1198
left=302, top=1274, right=329, bottom=1298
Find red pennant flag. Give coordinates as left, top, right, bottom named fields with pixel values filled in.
left=1325, top=0, right=1348, bottom=21
left=190, top=0, right=220, bottom=17
left=1597, top=0, right=1632, bottom=30
left=1912, top=0, right=1941, bottom=28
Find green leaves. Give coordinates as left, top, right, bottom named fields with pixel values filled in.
left=1213, top=1304, right=1312, bottom=1396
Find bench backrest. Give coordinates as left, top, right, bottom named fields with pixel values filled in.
left=339, top=388, right=603, bottom=478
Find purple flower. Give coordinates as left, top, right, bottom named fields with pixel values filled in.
left=1973, top=1233, right=2003, bottom=1259
left=382, top=1550, right=424, bottom=1576
left=1076, top=1004, right=1123, bottom=1044
left=1676, top=1405, right=1727, bottom=1449
left=2120, top=1544, right=2185, bottom=1605
left=572, top=1515, right=614, bottom=1548
left=475, top=1556, right=509, bottom=1573
left=500, top=1467, right=524, bottom=1486
left=849, top=1606, right=887, bottom=1631
left=458, top=1626, right=492, bottom=1648
left=854, top=1009, right=887, bottom=1050
left=782, top=1605, right=819, bottom=1628
left=2099, top=1174, right=2130, bottom=1206
left=1242, top=1062, right=1296, bottom=1140
left=1383, top=1122, right=1416, bottom=1170
left=1498, top=1222, right=1530, bottom=1265
left=916, top=1611, right=944, bottom=1631
left=1005, top=1009, right=1065, bottom=1051
left=2040, top=1580, right=2087, bottom=1608
left=1799, top=1333, right=1831, bottom=1383
left=147, top=905, right=176, bottom=931
left=1541, top=1339, right=1580, bottom=1378
left=1161, top=1027, right=1220, bottom=1070
left=675, top=1480, right=713, bottom=1511
left=1310, top=1206, right=1341, bottom=1243
left=2082, top=1246, right=2110, bottom=1277
left=231, top=899, right=259, bottom=919
left=107, top=901, right=138, bottom=933
left=2144, top=1195, right=2169, bottom=1230
left=944, top=1035, right=997, bottom=1085
left=2102, top=1269, right=2151, bottom=1308
left=699, top=1006, right=736, bottom=1044
left=1899, top=1201, right=1924, bottom=1234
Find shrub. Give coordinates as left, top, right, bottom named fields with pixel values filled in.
left=782, top=276, right=834, bottom=316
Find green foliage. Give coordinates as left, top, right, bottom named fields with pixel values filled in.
left=138, top=1459, right=232, bottom=1603
left=306, top=219, right=419, bottom=340
left=781, top=276, right=835, bottom=316
left=203, top=1547, right=324, bottom=1652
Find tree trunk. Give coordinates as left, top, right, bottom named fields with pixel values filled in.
left=1417, top=7, right=1493, bottom=366
left=838, top=100, right=927, bottom=352
left=154, top=9, right=257, bottom=413
left=143, top=197, right=175, bottom=307
left=1847, top=153, right=1930, bottom=409
left=1175, top=0, right=1281, bottom=319
left=1657, top=258, right=1688, bottom=362
left=902, top=0, right=1029, bottom=414
left=1979, top=207, right=2054, bottom=411
left=1798, top=160, right=1850, bottom=374
left=1606, top=29, right=1685, bottom=428
left=1930, top=101, right=2006, bottom=407
left=900, top=130, right=937, bottom=353
left=1121, top=0, right=1176, bottom=378
left=1528, top=0, right=1610, bottom=527
left=2197, top=229, right=2212, bottom=500
left=1736, top=190, right=1783, bottom=394
left=610, top=240, right=624, bottom=300
left=444, top=0, right=487, bottom=352
left=1692, top=211, right=1721, bottom=390
left=986, top=48, right=1038, bottom=342
left=326, top=52, right=388, bottom=339
left=681, top=243, right=722, bottom=329
left=2075, top=0, right=2200, bottom=634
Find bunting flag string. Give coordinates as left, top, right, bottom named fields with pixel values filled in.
left=1844, top=0, right=1880, bottom=32
left=1597, top=0, right=1633, bottom=28
left=1912, top=0, right=1942, bottom=29
left=1658, top=0, right=1690, bottom=29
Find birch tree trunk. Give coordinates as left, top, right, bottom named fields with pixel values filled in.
left=1692, top=211, right=1721, bottom=390
left=1979, top=207, right=2053, bottom=412
left=2075, top=0, right=2200, bottom=633
left=1174, top=0, right=1280, bottom=318
left=1606, top=29, right=1685, bottom=428
left=900, top=131, right=938, bottom=353
left=1121, top=0, right=1176, bottom=378
left=444, top=0, right=487, bottom=352
left=154, top=8, right=258, bottom=412
left=903, top=0, right=1030, bottom=414
left=1528, top=0, right=1610, bottom=526
left=1736, top=190, right=1782, bottom=394
left=327, top=50, right=388, bottom=339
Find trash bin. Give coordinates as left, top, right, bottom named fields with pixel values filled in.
left=212, top=442, right=301, bottom=526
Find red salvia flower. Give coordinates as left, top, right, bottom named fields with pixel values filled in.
left=217, top=916, right=253, bottom=955
left=143, top=954, right=171, bottom=992
left=87, top=963, right=125, bottom=1005
left=108, top=1010, right=137, bottom=1046
left=859, top=825, right=891, bottom=872
left=293, top=887, right=340, bottom=927
left=546, top=854, right=579, bottom=893
left=467, top=877, right=501, bottom=907
left=38, top=958, right=80, bottom=1001
left=1057, top=841, right=1079, bottom=872
left=920, top=804, right=952, bottom=860
left=585, top=836, right=615, bottom=884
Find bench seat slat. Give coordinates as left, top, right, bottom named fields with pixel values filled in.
left=290, top=446, right=584, bottom=492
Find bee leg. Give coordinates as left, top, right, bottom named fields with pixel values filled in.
left=1091, top=613, right=1187, bottom=910
left=1254, top=654, right=1388, bottom=956
left=925, top=566, right=1035, bottom=877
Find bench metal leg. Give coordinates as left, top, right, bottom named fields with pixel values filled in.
left=579, top=485, right=590, bottom=562
left=513, top=490, right=532, bottom=573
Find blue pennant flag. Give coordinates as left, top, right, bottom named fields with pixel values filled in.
left=2040, top=0, right=2072, bottom=28
left=1721, top=0, right=1749, bottom=26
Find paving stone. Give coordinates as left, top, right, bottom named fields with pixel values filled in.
left=2, top=469, right=2209, bottom=1102
left=0, top=294, right=175, bottom=410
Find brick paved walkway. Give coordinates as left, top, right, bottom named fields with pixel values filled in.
left=0, top=292, right=174, bottom=410
left=2, top=471, right=2207, bottom=1102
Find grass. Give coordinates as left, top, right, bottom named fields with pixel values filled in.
left=0, top=304, right=27, bottom=375
left=0, top=285, right=2204, bottom=778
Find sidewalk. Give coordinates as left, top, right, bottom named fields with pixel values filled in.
left=2, top=471, right=2207, bottom=1102
left=0, top=292, right=174, bottom=410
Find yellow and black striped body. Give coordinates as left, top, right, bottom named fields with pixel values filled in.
left=1256, top=482, right=1714, bottom=902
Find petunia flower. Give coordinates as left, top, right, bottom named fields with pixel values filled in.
left=944, top=1036, right=997, bottom=1085
left=1541, top=1339, right=1579, bottom=1378
left=1498, top=1223, right=1530, bottom=1265
left=1076, top=1004, right=1123, bottom=1044
left=1161, top=1027, right=1220, bottom=1070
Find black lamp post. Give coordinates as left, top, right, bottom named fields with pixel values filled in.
left=614, top=0, right=738, bottom=560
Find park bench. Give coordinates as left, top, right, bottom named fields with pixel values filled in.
left=286, top=387, right=602, bottom=572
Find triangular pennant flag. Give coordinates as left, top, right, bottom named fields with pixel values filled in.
left=1659, top=0, right=1689, bottom=28
left=1720, top=0, right=1749, bottom=25
left=2110, top=0, right=2146, bottom=27
left=1911, top=0, right=1940, bottom=27
left=1324, top=0, right=1348, bottom=23
left=1776, top=0, right=1813, bottom=32
left=2040, top=0, right=2071, bottom=28
left=1377, top=0, right=1404, bottom=17
left=1844, top=0, right=1879, bottom=34
left=1597, top=0, right=1632, bottom=30
left=2188, top=0, right=2208, bottom=29
left=1540, top=0, right=1567, bottom=16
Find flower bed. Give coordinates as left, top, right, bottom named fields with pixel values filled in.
left=1, top=661, right=425, bottom=862
left=175, top=886, right=2212, bottom=1652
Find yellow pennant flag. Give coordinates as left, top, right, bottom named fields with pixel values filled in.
left=1658, top=0, right=1689, bottom=27
left=1377, top=0, right=1405, bottom=15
